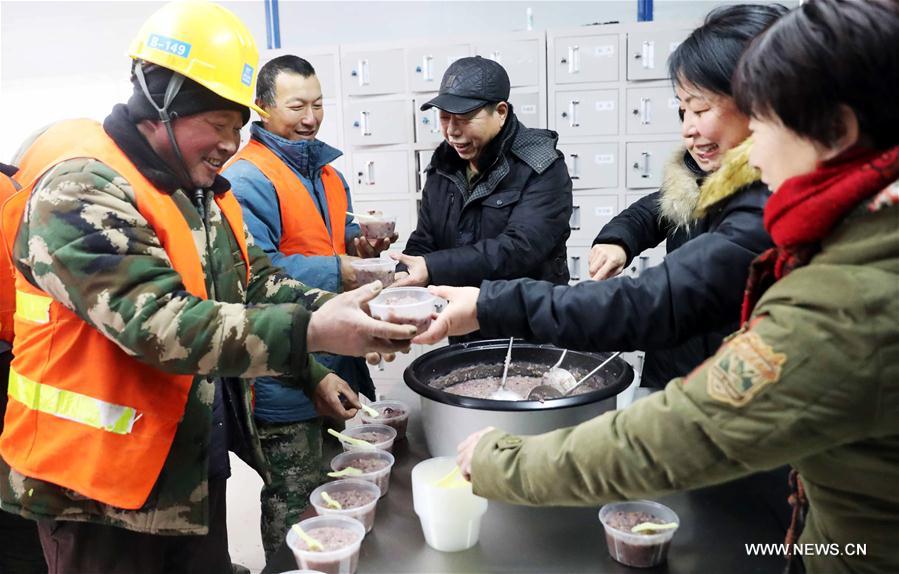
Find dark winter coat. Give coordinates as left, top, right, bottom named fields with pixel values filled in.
left=477, top=139, right=773, bottom=388
left=404, top=112, right=572, bottom=286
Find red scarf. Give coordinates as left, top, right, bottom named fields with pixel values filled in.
left=741, top=145, right=899, bottom=322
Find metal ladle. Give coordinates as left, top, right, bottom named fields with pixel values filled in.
left=540, top=349, right=577, bottom=391
left=489, top=338, right=521, bottom=400
left=527, top=352, right=621, bottom=401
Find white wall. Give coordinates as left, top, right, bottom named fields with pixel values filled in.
left=0, top=0, right=794, bottom=162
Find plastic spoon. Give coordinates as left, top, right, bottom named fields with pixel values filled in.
left=346, top=210, right=378, bottom=221
left=321, top=491, right=343, bottom=510
left=327, top=428, right=376, bottom=450
left=434, top=465, right=468, bottom=489
left=359, top=403, right=379, bottom=418
left=631, top=522, right=679, bottom=534
left=527, top=352, right=621, bottom=401
left=489, top=338, right=521, bottom=400
left=327, top=467, right=364, bottom=478
left=291, top=524, right=324, bottom=552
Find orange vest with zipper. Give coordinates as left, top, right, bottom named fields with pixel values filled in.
left=0, top=118, right=250, bottom=509
left=228, top=138, right=347, bottom=256
left=0, top=173, right=17, bottom=344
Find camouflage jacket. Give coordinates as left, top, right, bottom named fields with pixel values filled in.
left=0, top=122, right=335, bottom=535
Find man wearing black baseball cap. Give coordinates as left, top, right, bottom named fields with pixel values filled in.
left=393, top=57, right=572, bottom=302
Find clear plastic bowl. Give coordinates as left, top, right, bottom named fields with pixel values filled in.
left=339, top=424, right=397, bottom=454
left=368, top=287, right=438, bottom=334
left=358, top=214, right=396, bottom=240
left=360, top=400, right=409, bottom=441
left=285, top=515, right=365, bottom=574
left=598, top=500, right=680, bottom=568
left=310, top=478, right=381, bottom=533
left=350, top=258, right=397, bottom=287
left=330, top=450, right=395, bottom=497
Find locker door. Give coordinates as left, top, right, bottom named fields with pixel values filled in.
left=626, top=29, right=690, bottom=81
left=553, top=89, right=619, bottom=137
left=417, top=149, right=436, bottom=192
left=509, top=90, right=543, bottom=128
left=343, top=48, right=406, bottom=96
left=474, top=39, right=541, bottom=87
left=553, top=34, right=619, bottom=84
left=303, top=52, right=339, bottom=99
left=626, top=86, right=682, bottom=135
left=565, top=243, right=591, bottom=284
left=350, top=150, right=410, bottom=196
left=414, top=98, right=443, bottom=145
left=344, top=99, right=412, bottom=146
left=407, top=44, right=470, bottom=92
left=624, top=192, right=667, bottom=270
left=558, top=143, right=618, bottom=190
left=569, top=194, right=619, bottom=244
left=625, top=140, right=680, bottom=189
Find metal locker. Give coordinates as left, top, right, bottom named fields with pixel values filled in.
left=414, top=98, right=443, bottom=145
left=352, top=198, right=416, bottom=245
left=509, top=90, right=543, bottom=128
left=474, top=39, right=541, bottom=87
left=625, top=140, right=680, bottom=189
left=558, top=143, right=618, bottom=189
left=406, top=44, right=470, bottom=92
left=553, top=89, right=619, bottom=137
left=626, top=86, right=682, bottom=135
left=302, top=52, right=339, bottom=99
left=626, top=29, right=690, bottom=81
left=553, top=34, right=619, bottom=84
left=343, top=48, right=406, bottom=96
left=416, top=149, right=436, bottom=192
left=565, top=243, right=591, bottom=284
left=350, top=150, right=410, bottom=196
left=568, top=194, right=619, bottom=244
left=343, top=99, right=411, bottom=146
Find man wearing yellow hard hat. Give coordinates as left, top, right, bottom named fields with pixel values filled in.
left=0, top=2, right=415, bottom=572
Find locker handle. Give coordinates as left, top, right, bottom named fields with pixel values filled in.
left=360, top=111, right=372, bottom=136
left=358, top=59, right=371, bottom=86
left=567, top=100, right=580, bottom=128
left=640, top=41, right=655, bottom=69
left=632, top=151, right=652, bottom=178
left=568, top=153, right=580, bottom=179
left=570, top=205, right=581, bottom=231
left=364, top=160, right=375, bottom=185
left=490, top=50, right=502, bottom=64
left=568, top=46, right=580, bottom=74
left=569, top=256, right=581, bottom=281
left=429, top=109, right=440, bottom=134
left=640, top=97, right=651, bottom=125
left=423, top=55, right=434, bottom=82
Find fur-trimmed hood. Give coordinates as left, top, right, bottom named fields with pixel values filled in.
left=658, top=138, right=761, bottom=230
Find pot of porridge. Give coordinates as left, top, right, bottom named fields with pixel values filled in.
left=404, top=339, right=633, bottom=457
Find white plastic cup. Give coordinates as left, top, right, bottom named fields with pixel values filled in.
left=411, top=457, right=488, bottom=552
left=330, top=450, right=395, bottom=497
left=598, top=500, right=680, bottom=568
left=285, top=515, right=365, bottom=574
left=350, top=258, right=397, bottom=287
left=368, top=287, right=439, bottom=334
left=310, top=479, right=381, bottom=533
left=358, top=214, right=396, bottom=240
left=339, top=423, right=397, bottom=453
left=360, top=399, right=409, bottom=441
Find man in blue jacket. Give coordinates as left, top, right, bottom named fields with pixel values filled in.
left=223, top=55, right=392, bottom=559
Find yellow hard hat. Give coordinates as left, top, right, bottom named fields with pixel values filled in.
left=128, top=0, right=267, bottom=118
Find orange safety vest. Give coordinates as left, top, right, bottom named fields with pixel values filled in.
left=0, top=174, right=17, bottom=344
left=0, top=119, right=250, bottom=510
left=228, top=139, right=347, bottom=256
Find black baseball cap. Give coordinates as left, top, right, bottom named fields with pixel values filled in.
left=420, top=56, right=511, bottom=114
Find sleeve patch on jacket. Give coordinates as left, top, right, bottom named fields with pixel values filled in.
left=707, top=331, right=786, bottom=407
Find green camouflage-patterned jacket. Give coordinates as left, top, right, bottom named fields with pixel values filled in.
left=0, top=154, right=335, bottom=535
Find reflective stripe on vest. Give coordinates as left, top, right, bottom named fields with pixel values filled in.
left=0, top=118, right=251, bottom=509
left=8, top=367, right=138, bottom=434
left=228, top=139, right=347, bottom=256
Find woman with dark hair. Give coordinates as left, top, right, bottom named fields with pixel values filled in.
left=421, top=0, right=899, bottom=571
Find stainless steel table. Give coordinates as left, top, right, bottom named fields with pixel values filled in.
left=264, top=383, right=789, bottom=573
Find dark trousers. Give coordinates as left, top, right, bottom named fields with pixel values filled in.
left=36, top=479, right=231, bottom=574
left=0, top=509, right=47, bottom=574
